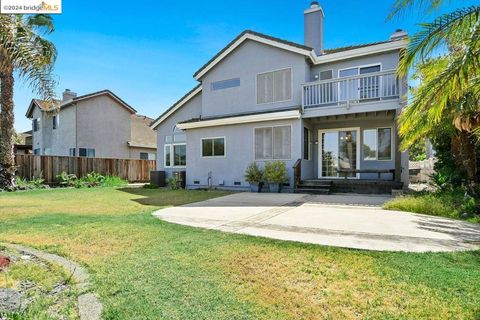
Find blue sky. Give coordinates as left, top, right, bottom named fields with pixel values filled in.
left=13, top=0, right=475, bottom=132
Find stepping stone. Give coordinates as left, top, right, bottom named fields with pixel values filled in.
left=0, top=288, right=21, bottom=313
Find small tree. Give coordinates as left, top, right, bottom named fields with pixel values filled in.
left=244, top=162, right=263, bottom=184
left=264, top=161, right=288, bottom=184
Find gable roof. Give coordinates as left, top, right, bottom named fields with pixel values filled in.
left=193, top=30, right=315, bottom=80
left=150, top=84, right=202, bottom=130
left=26, top=89, right=136, bottom=118
left=152, top=31, right=406, bottom=127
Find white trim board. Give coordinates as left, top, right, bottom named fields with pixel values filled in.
left=177, top=110, right=301, bottom=130
left=194, top=33, right=313, bottom=80
left=313, top=40, right=407, bottom=65
left=150, top=86, right=202, bottom=129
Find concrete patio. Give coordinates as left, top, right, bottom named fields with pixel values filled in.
left=153, top=193, right=480, bottom=252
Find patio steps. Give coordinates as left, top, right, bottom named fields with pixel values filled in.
left=296, top=180, right=332, bottom=195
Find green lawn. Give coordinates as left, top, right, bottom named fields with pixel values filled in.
left=1, top=187, right=479, bottom=319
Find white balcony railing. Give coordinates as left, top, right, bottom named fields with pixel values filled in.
left=302, top=70, right=400, bottom=108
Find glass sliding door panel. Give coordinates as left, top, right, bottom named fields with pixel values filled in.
left=338, top=130, right=357, bottom=177
left=321, top=132, right=339, bottom=177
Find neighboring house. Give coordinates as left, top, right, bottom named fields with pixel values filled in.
left=14, top=130, right=33, bottom=154
left=26, top=89, right=156, bottom=160
left=151, top=2, right=409, bottom=191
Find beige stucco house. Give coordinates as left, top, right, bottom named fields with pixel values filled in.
left=26, top=89, right=156, bottom=160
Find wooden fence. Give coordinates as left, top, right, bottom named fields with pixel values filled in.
left=15, top=154, right=156, bottom=183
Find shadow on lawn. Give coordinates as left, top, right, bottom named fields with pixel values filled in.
left=117, top=187, right=235, bottom=207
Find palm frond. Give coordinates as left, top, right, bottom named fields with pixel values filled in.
left=398, top=6, right=480, bottom=76
left=388, top=0, right=443, bottom=20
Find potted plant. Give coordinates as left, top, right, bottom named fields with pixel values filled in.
left=264, top=161, right=288, bottom=193
left=244, top=162, right=264, bottom=192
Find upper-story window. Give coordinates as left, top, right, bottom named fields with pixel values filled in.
left=211, top=78, right=240, bottom=91
left=256, top=68, right=292, bottom=104
left=33, top=118, right=40, bottom=132
left=52, top=115, right=59, bottom=130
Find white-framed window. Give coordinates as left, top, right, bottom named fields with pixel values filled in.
left=52, top=115, right=59, bottom=129
left=254, top=125, right=291, bottom=160
left=69, top=148, right=76, bottom=156
left=363, top=128, right=392, bottom=161
left=140, top=152, right=156, bottom=160
left=201, top=137, right=225, bottom=157
left=257, top=68, right=292, bottom=104
left=164, top=143, right=186, bottom=168
left=319, top=69, right=333, bottom=80
left=303, top=127, right=312, bottom=160
left=33, top=118, right=40, bottom=132
left=79, top=148, right=95, bottom=157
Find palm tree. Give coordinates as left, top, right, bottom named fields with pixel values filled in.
left=0, top=14, right=57, bottom=189
left=390, top=1, right=480, bottom=187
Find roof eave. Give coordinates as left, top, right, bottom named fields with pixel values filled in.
left=313, top=39, right=407, bottom=65
left=193, top=32, right=314, bottom=81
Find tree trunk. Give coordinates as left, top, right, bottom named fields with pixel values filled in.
left=0, top=67, right=16, bottom=190
left=451, top=130, right=478, bottom=191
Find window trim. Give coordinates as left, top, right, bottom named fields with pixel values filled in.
left=362, top=127, right=393, bottom=161
left=200, top=136, right=226, bottom=158
left=164, top=144, right=172, bottom=168
left=253, top=124, right=293, bottom=161
left=255, top=67, right=293, bottom=105
left=210, top=78, right=240, bottom=91
left=52, top=114, right=59, bottom=130
left=319, top=69, right=333, bottom=81
left=33, top=118, right=40, bottom=132
left=164, top=143, right=187, bottom=168
left=303, top=127, right=312, bottom=161
left=337, top=63, right=383, bottom=78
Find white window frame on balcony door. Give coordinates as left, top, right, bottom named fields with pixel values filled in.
left=255, top=67, right=293, bottom=105
left=337, top=63, right=382, bottom=102
left=318, top=127, right=361, bottom=179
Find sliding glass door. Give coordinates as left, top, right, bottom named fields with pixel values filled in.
left=320, top=128, right=359, bottom=178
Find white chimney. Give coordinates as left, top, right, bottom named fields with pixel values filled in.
left=62, top=89, right=77, bottom=101
left=390, top=29, right=408, bottom=41
left=304, top=1, right=324, bottom=55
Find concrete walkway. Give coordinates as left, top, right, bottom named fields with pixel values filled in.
left=153, top=193, right=480, bottom=252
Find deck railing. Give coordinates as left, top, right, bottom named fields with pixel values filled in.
left=302, top=70, right=400, bottom=108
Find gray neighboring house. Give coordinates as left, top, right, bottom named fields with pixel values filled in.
left=26, top=89, right=156, bottom=160
left=151, top=2, right=409, bottom=192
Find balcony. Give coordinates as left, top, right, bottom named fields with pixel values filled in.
left=302, top=70, right=400, bottom=108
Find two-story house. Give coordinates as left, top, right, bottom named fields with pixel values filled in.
left=26, top=89, right=157, bottom=160
left=151, top=2, right=409, bottom=193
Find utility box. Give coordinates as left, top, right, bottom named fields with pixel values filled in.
left=172, top=171, right=186, bottom=189
left=150, top=171, right=166, bottom=187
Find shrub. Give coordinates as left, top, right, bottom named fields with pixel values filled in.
left=383, top=189, right=479, bottom=223
left=56, top=172, right=78, bottom=187
left=82, top=172, right=105, bottom=188
left=102, top=176, right=127, bottom=187
left=264, top=161, right=288, bottom=184
left=166, top=176, right=183, bottom=190
left=16, top=176, right=48, bottom=190
left=56, top=171, right=125, bottom=188
left=244, top=162, right=263, bottom=184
